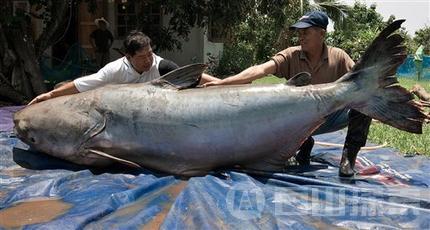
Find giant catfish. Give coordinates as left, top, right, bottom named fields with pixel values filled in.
left=13, top=20, right=429, bottom=176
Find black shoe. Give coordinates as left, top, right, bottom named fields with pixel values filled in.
left=295, top=137, right=314, bottom=166
left=338, top=145, right=360, bottom=177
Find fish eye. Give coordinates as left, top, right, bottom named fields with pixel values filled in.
left=30, top=137, right=36, bottom=143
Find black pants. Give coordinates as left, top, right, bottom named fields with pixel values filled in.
left=345, top=110, right=372, bottom=148
left=311, top=109, right=372, bottom=148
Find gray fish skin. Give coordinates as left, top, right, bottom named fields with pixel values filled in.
left=13, top=20, right=428, bottom=176
left=13, top=82, right=344, bottom=175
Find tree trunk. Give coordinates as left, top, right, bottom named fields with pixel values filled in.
left=0, top=22, right=47, bottom=105
left=0, top=73, right=29, bottom=104
left=35, top=1, right=70, bottom=58
left=10, top=26, right=47, bottom=96
left=0, top=0, right=72, bottom=105
left=0, top=20, right=31, bottom=104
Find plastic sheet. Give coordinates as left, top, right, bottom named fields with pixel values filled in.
left=1, top=106, right=429, bottom=229
left=397, top=55, right=430, bottom=79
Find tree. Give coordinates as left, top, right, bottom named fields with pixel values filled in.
left=0, top=0, right=280, bottom=104
left=326, top=2, right=414, bottom=61
left=213, top=0, right=350, bottom=75
left=0, top=0, right=351, bottom=104
left=0, top=0, right=94, bottom=105
left=414, top=26, right=430, bottom=54
left=326, top=2, right=386, bottom=61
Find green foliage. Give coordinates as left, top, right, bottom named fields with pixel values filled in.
left=402, top=30, right=418, bottom=54
left=214, top=42, right=255, bottom=76
left=212, top=0, right=350, bottom=75
left=326, top=2, right=385, bottom=61
left=325, top=2, right=418, bottom=61
left=237, top=14, right=279, bottom=63
left=151, top=27, right=182, bottom=52
left=210, top=0, right=297, bottom=75
left=414, top=26, right=430, bottom=54
left=327, top=28, right=378, bottom=61
left=309, top=0, right=350, bottom=29
left=160, top=0, right=259, bottom=51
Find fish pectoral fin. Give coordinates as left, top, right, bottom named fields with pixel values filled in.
left=286, top=72, right=312, bottom=87
left=88, top=149, right=142, bottom=169
left=150, top=63, right=207, bottom=90
left=81, top=110, right=108, bottom=143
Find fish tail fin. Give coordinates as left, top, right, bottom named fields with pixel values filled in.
left=338, top=19, right=428, bottom=134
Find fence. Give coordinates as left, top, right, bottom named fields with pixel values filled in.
left=396, top=55, right=430, bottom=80
left=39, top=43, right=98, bottom=89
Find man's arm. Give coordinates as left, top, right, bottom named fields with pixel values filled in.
left=203, top=60, right=277, bottom=87
left=199, top=73, right=220, bottom=84
left=28, top=81, right=79, bottom=105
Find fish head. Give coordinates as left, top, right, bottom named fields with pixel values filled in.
left=13, top=98, right=103, bottom=160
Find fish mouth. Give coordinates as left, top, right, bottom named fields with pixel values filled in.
left=13, top=126, right=31, bottom=144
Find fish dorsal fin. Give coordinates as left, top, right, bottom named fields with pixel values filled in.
left=151, top=63, right=207, bottom=89
left=88, top=149, right=142, bottom=169
left=286, top=72, right=312, bottom=86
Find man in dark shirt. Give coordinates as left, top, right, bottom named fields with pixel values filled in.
left=90, top=17, right=114, bottom=69
left=204, top=11, right=372, bottom=177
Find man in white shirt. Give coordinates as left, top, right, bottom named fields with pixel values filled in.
left=29, top=31, right=218, bottom=105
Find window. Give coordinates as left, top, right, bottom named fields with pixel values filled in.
left=116, top=0, right=161, bottom=39
left=116, top=0, right=137, bottom=38
left=13, top=0, right=30, bottom=16
left=139, top=1, right=161, bottom=40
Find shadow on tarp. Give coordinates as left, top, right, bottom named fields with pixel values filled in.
left=11, top=146, right=328, bottom=178
left=12, top=147, right=153, bottom=176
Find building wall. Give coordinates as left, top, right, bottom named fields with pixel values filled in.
left=158, top=27, right=204, bottom=66
left=203, top=34, right=224, bottom=64
left=155, top=15, right=224, bottom=67
left=75, top=1, right=224, bottom=68
left=159, top=28, right=224, bottom=67
left=77, top=0, right=105, bottom=56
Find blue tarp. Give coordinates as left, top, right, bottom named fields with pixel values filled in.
left=397, top=55, right=430, bottom=79
left=1, top=106, right=430, bottom=229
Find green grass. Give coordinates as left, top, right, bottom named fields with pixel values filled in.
left=252, top=75, right=430, bottom=156
left=253, top=75, right=285, bottom=84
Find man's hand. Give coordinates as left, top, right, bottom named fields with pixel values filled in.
left=27, top=81, right=80, bottom=106
left=28, top=92, right=53, bottom=106
left=202, top=79, right=225, bottom=87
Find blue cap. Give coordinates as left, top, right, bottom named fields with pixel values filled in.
left=289, top=11, right=329, bottom=30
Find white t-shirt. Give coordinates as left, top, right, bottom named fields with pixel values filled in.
left=74, top=54, right=163, bottom=92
